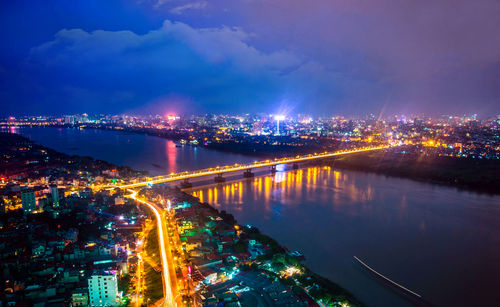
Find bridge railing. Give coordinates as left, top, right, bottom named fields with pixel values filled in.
left=107, top=145, right=390, bottom=188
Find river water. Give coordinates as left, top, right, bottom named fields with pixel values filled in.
left=15, top=127, right=500, bottom=307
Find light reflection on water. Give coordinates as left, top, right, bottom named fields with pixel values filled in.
left=11, top=127, right=500, bottom=307
left=191, top=166, right=500, bottom=307
left=193, top=167, right=376, bottom=209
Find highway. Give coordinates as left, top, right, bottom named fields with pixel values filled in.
left=127, top=190, right=178, bottom=306
left=110, top=145, right=390, bottom=189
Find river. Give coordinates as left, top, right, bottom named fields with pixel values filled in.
left=14, top=127, right=500, bottom=307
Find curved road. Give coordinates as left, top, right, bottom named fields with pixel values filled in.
left=127, top=190, right=179, bottom=306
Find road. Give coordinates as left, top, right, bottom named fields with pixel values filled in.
left=109, top=145, right=390, bottom=189
left=127, top=189, right=179, bottom=306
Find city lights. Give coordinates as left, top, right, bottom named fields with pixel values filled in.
left=3, top=0, right=499, bottom=304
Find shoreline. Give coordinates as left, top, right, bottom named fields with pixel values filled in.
left=13, top=125, right=500, bottom=196
left=316, top=151, right=500, bottom=196
left=3, top=131, right=365, bottom=306
left=165, top=188, right=365, bottom=306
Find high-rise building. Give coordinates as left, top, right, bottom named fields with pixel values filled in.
left=88, top=272, right=120, bottom=306
left=21, top=189, right=36, bottom=213
left=50, top=185, right=59, bottom=207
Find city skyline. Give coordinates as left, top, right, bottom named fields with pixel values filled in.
left=1, top=0, right=500, bottom=117
left=1, top=112, right=495, bottom=121
left=1, top=2, right=500, bottom=306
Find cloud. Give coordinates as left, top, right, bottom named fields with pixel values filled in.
left=154, top=0, right=499, bottom=114
left=16, top=0, right=500, bottom=116
left=169, top=1, right=207, bottom=15
left=151, top=0, right=170, bottom=9
left=26, top=20, right=339, bottom=114
left=2, top=0, right=499, bottom=116
left=31, top=20, right=303, bottom=75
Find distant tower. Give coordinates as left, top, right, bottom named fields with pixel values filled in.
left=274, top=115, right=285, bottom=135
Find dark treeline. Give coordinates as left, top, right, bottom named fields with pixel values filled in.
left=319, top=150, right=500, bottom=195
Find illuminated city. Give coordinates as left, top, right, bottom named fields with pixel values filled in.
left=1, top=1, right=500, bottom=307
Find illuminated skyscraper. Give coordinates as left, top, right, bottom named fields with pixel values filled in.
left=274, top=115, right=285, bottom=135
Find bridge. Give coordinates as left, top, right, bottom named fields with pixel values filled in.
left=103, top=145, right=390, bottom=190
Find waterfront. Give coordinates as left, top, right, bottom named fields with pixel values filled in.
left=17, top=127, right=500, bottom=306
left=16, top=127, right=257, bottom=176
left=191, top=168, right=500, bottom=306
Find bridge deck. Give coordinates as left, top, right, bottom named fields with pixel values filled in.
left=108, top=145, right=389, bottom=189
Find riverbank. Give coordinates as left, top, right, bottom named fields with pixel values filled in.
left=78, top=126, right=500, bottom=195
left=3, top=132, right=364, bottom=306
left=318, top=149, right=500, bottom=195
left=0, top=131, right=148, bottom=180
left=14, top=126, right=499, bottom=195
left=157, top=186, right=365, bottom=306
left=28, top=124, right=348, bottom=157
left=201, top=141, right=500, bottom=195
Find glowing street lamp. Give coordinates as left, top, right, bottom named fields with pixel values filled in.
left=274, top=115, right=285, bottom=135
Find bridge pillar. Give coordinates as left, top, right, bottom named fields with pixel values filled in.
left=214, top=173, right=226, bottom=183
left=270, top=165, right=277, bottom=174
left=243, top=169, right=254, bottom=178
left=292, top=163, right=299, bottom=170
left=180, top=179, right=192, bottom=189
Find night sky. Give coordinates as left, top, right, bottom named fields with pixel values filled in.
left=1, top=0, right=499, bottom=116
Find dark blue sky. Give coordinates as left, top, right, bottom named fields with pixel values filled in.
left=1, top=0, right=499, bottom=117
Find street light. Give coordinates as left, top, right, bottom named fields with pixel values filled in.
left=274, top=115, right=285, bottom=135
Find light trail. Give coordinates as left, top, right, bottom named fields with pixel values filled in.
left=110, top=146, right=390, bottom=189
left=127, top=190, right=175, bottom=306
left=135, top=252, right=142, bottom=307
left=353, top=256, right=422, bottom=298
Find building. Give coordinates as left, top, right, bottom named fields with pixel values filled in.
left=71, top=289, right=89, bottom=306
left=88, top=272, right=120, bottom=306
left=50, top=185, right=59, bottom=207
left=21, top=189, right=36, bottom=213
